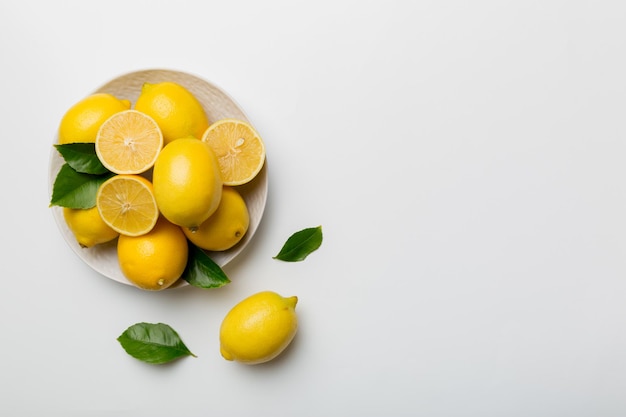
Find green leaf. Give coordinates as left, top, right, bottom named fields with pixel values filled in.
left=274, top=225, right=323, bottom=262
left=49, top=163, right=113, bottom=208
left=54, top=143, right=110, bottom=175
left=117, top=322, right=197, bottom=365
left=182, top=242, right=231, bottom=289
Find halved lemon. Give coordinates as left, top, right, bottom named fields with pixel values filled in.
left=96, top=174, right=159, bottom=237
left=201, top=119, right=265, bottom=186
left=95, top=110, right=163, bottom=174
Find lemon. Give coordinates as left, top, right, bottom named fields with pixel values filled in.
left=202, top=119, right=266, bottom=186
left=58, top=93, right=131, bottom=144
left=219, top=291, right=298, bottom=364
left=96, top=174, right=160, bottom=237
left=152, top=137, right=223, bottom=230
left=63, top=206, right=119, bottom=248
left=117, top=216, right=188, bottom=290
left=95, top=110, right=163, bottom=174
left=134, top=81, right=209, bottom=145
left=182, top=186, right=249, bottom=251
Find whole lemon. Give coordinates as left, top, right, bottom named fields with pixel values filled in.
left=117, top=216, right=189, bottom=290
left=63, top=206, right=119, bottom=248
left=134, top=81, right=209, bottom=145
left=152, top=137, right=223, bottom=230
left=183, top=186, right=249, bottom=251
left=220, top=291, right=298, bottom=365
left=58, top=93, right=131, bottom=144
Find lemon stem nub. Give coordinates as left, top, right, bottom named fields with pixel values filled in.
left=221, top=348, right=233, bottom=361
left=285, top=296, right=298, bottom=309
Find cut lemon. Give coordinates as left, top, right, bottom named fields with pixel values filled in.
left=95, top=110, right=163, bottom=174
left=201, top=119, right=265, bottom=186
left=96, top=174, right=159, bottom=237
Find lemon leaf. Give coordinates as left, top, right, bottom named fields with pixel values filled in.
left=182, top=243, right=231, bottom=289
left=274, top=225, right=323, bottom=262
left=49, top=163, right=114, bottom=208
left=54, top=143, right=110, bottom=175
left=117, top=322, right=197, bottom=365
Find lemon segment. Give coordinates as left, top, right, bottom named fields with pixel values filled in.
left=95, top=110, right=163, bottom=174
left=202, top=119, right=266, bottom=186
left=96, top=174, right=159, bottom=237
left=219, top=291, right=298, bottom=364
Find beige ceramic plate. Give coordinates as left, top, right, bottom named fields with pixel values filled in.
left=48, top=69, right=268, bottom=288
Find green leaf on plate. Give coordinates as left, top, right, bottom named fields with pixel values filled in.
left=117, top=322, right=197, bottom=365
left=274, top=225, right=323, bottom=262
left=54, top=143, right=110, bottom=175
left=182, top=242, right=231, bottom=289
left=49, top=163, right=113, bottom=208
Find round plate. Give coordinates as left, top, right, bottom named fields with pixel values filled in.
left=48, top=69, right=268, bottom=288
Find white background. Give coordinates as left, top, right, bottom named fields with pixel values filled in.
left=1, top=0, right=626, bottom=416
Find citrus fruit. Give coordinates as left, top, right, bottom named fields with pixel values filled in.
left=58, top=93, right=131, bottom=144
left=219, top=291, right=298, bottom=365
left=117, top=216, right=188, bottom=290
left=183, top=186, right=249, bottom=251
left=96, top=174, right=159, bottom=237
left=63, top=206, right=119, bottom=248
left=95, top=110, right=163, bottom=174
left=202, top=119, right=266, bottom=186
left=134, top=81, right=209, bottom=145
left=152, top=137, right=222, bottom=230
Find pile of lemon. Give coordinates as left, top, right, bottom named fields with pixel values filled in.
left=59, top=82, right=265, bottom=291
